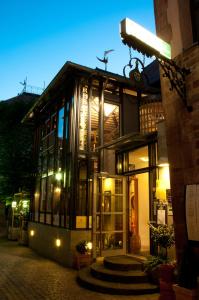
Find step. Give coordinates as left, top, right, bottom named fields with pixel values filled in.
left=90, top=262, right=148, bottom=283
left=104, top=255, right=143, bottom=271
left=77, top=267, right=159, bottom=295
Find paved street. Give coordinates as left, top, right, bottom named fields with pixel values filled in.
left=0, top=238, right=159, bottom=300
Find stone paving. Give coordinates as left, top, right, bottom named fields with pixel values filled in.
left=0, top=238, right=159, bottom=300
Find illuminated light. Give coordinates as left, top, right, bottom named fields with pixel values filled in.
left=104, top=178, right=112, bottom=191
left=120, top=18, right=171, bottom=60
left=104, top=103, right=115, bottom=117
left=55, top=238, right=61, bottom=247
left=140, top=157, right=149, bottom=162
left=158, top=163, right=169, bottom=167
left=55, top=187, right=61, bottom=193
left=34, top=192, right=39, bottom=198
left=117, top=163, right=122, bottom=170
left=55, top=172, right=62, bottom=181
left=23, top=200, right=28, bottom=208
left=30, top=230, right=35, bottom=237
left=48, top=170, right=54, bottom=176
left=12, top=201, right=17, bottom=208
left=86, top=242, right=92, bottom=250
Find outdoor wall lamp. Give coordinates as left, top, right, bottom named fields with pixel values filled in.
left=30, top=230, right=35, bottom=237
left=55, top=238, right=61, bottom=247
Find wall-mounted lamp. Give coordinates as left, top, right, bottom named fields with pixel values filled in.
left=86, top=242, right=92, bottom=250
left=55, top=238, right=61, bottom=247
left=30, top=230, right=35, bottom=237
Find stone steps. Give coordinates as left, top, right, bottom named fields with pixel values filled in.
left=90, top=262, right=148, bottom=283
left=104, top=255, right=144, bottom=271
left=77, top=267, right=159, bottom=295
left=77, top=255, right=159, bottom=295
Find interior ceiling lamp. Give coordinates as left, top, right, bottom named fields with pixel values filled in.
left=120, top=18, right=191, bottom=111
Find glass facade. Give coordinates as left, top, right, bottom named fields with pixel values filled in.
left=32, top=81, right=121, bottom=230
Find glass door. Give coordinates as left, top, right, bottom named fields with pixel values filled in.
left=92, top=174, right=126, bottom=258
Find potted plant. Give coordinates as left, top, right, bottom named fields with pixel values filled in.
left=173, top=246, right=198, bottom=300
left=73, top=240, right=92, bottom=269
left=149, top=223, right=176, bottom=300
left=144, top=255, right=166, bottom=284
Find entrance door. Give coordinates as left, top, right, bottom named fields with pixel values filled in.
left=92, top=174, right=126, bottom=258
left=128, top=173, right=150, bottom=255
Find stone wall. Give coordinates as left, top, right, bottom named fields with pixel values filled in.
left=28, top=222, right=91, bottom=267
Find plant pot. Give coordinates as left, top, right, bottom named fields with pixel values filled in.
left=159, top=264, right=175, bottom=283
left=159, top=264, right=175, bottom=300
left=173, top=284, right=198, bottom=300
left=73, top=252, right=92, bottom=270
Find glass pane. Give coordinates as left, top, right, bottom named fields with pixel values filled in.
left=115, top=179, right=123, bottom=194
left=79, top=86, right=88, bottom=150
left=96, top=233, right=123, bottom=250
left=40, top=178, right=46, bottom=211
left=101, top=214, right=123, bottom=231
left=46, top=175, right=53, bottom=212
left=104, top=102, right=119, bottom=144
left=128, top=146, right=149, bottom=171
left=115, top=195, right=123, bottom=212
left=90, top=93, right=99, bottom=151
left=76, top=161, right=87, bottom=216
left=58, top=107, right=64, bottom=138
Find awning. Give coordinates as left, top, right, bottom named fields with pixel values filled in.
left=96, top=132, right=157, bottom=151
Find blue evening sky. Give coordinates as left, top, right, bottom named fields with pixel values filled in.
left=0, top=0, right=155, bottom=100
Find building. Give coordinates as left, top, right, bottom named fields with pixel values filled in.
left=24, top=61, right=172, bottom=266
left=154, top=0, right=199, bottom=269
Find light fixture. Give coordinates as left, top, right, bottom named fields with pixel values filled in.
left=104, top=103, right=115, bottom=117
left=140, top=156, right=149, bottom=162
left=22, top=200, right=28, bottom=208
left=12, top=201, right=17, bottom=208
left=158, top=162, right=169, bottom=167
left=86, top=242, right=92, bottom=250
left=30, top=230, right=35, bottom=237
left=55, top=172, right=62, bottom=181
left=55, top=238, right=61, bottom=247
left=55, top=187, right=61, bottom=193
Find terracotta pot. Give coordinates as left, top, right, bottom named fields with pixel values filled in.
left=173, top=284, right=198, bottom=300
left=159, top=264, right=175, bottom=283
left=73, top=252, right=92, bottom=270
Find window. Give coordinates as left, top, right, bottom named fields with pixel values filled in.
left=90, top=92, right=100, bottom=151
left=104, top=102, right=119, bottom=144
left=79, top=86, right=88, bottom=150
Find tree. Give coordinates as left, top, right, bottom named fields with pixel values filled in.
left=0, top=93, right=39, bottom=201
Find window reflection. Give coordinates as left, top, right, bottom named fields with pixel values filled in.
left=104, top=102, right=119, bottom=144
left=128, top=146, right=149, bottom=171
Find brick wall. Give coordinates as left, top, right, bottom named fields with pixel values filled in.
left=154, top=0, right=199, bottom=266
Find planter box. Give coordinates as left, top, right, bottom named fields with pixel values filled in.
left=73, top=252, right=92, bottom=270
left=173, top=284, right=198, bottom=300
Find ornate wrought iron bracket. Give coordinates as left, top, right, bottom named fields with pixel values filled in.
left=157, top=58, right=192, bottom=111
left=123, top=56, right=149, bottom=88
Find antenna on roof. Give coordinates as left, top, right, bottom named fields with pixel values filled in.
left=19, top=77, right=27, bottom=93
left=97, top=49, right=114, bottom=71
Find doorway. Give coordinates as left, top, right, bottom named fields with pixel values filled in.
left=128, top=172, right=150, bottom=255
left=92, top=174, right=126, bottom=258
